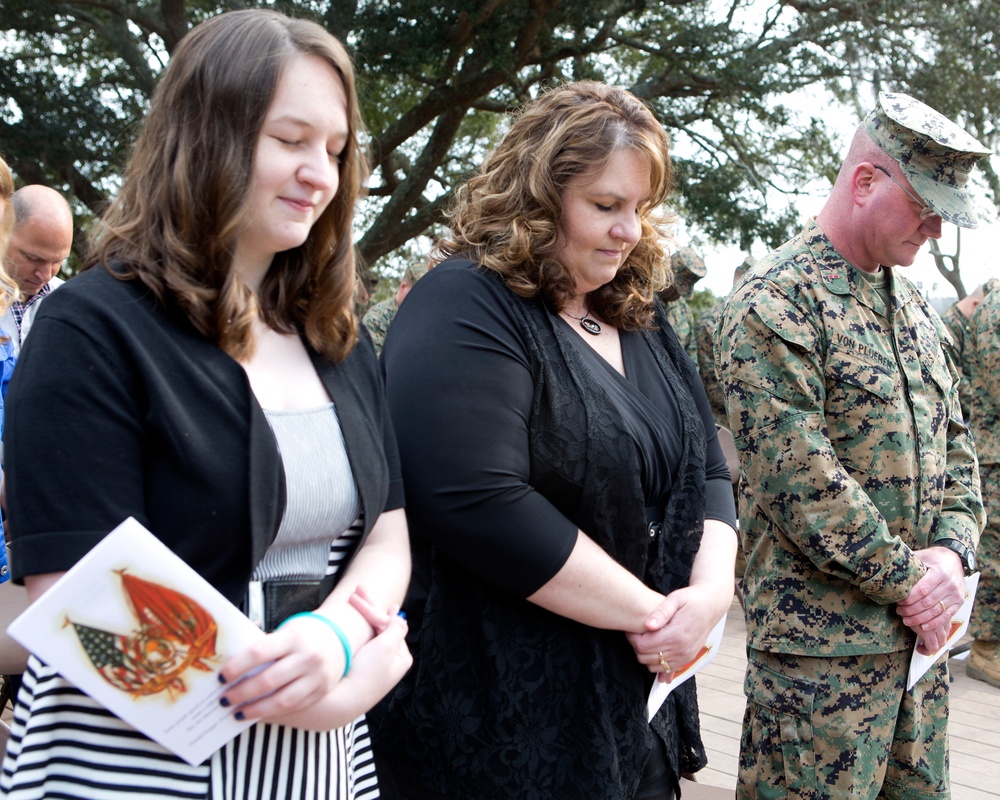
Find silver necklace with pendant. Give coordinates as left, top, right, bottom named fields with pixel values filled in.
left=563, top=307, right=602, bottom=335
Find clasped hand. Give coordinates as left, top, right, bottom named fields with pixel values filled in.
left=216, top=586, right=411, bottom=730
left=626, top=584, right=726, bottom=683
left=896, top=547, right=966, bottom=656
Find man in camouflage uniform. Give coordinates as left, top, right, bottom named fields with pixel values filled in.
left=717, top=92, right=987, bottom=799
left=939, top=280, right=998, bottom=420
left=695, top=255, right=754, bottom=428
left=661, top=245, right=705, bottom=359
left=362, top=259, right=428, bottom=355
left=967, top=282, right=1000, bottom=687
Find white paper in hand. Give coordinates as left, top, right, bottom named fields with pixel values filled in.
left=907, top=572, right=979, bottom=690
left=6, top=517, right=266, bottom=765
left=647, top=613, right=727, bottom=722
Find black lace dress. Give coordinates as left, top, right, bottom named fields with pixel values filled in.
left=373, top=259, right=737, bottom=800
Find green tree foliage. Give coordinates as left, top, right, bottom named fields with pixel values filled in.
left=688, top=286, right=718, bottom=320
left=2, top=0, right=997, bottom=282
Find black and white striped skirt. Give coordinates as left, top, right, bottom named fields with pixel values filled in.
left=0, top=657, right=379, bottom=799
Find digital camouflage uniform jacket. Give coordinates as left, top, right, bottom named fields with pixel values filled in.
left=695, top=300, right=727, bottom=428
left=968, top=290, right=1000, bottom=467
left=361, top=296, right=398, bottom=356
left=717, top=222, right=984, bottom=657
left=939, top=301, right=974, bottom=420
left=665, top=296, right=697, bottom=360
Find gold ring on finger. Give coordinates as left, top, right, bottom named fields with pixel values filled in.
left=658, top=651, right=670, bottom=673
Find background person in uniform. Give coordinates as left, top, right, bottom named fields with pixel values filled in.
left=0, top=10, right=411, bottom=799
left=661, top=245, right=705, bottom=359
left=373, top=81, right=737, bottom=800
left=362, top=259, right=428, bottom=355
left=1, top=185, right=72, bottom=354
left=717, top=92, right=987, bottom=799
left=940, top=279, right=998, bottom=422
left=967, top=281, right=1000, bottom=688
left=695, top=255, right=754, bottom=429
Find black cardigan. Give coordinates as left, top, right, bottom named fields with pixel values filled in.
left=5, top=267, right=403, bottom=608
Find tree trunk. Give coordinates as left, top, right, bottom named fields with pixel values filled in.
left=928, top=235, right=966, bottom=299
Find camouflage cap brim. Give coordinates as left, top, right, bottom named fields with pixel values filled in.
left=903, top=164, right=984, bottom=229
left=866, top=91, right=992, bottom=229
left=670, top=245, right=707, bottom=277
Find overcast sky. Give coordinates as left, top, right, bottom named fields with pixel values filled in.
left=693, top=194, right=999, bottom=303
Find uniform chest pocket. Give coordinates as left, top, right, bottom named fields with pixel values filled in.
left=824, top=350, right=898, bottom=474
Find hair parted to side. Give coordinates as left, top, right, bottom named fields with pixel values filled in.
left=434, top=81, right=674, bottom=330
left=87, top=9, right=368, bottom=362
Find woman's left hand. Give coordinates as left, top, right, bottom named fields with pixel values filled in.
left=268, top=611, right=412, bottom=730
left=626, top=519, right=738, bottom=682
left=216, top=610, right=356, bottom=723
left=218, top=507, right=412, bottom=728
left=218, top=588, right=413, bottom=729
left=626, top=583, right=729, bottom=683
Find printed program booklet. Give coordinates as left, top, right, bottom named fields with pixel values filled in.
left=647, top=613, right=727, bottom=721
left=7, top=517, right=266, bottom=765
left=907, top=572, right=979, bottom=690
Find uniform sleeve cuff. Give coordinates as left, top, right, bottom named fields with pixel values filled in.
left=858, top=539, right=926, bottom=604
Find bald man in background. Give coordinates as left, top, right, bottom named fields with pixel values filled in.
left=1, top=186, right=72, bottom=354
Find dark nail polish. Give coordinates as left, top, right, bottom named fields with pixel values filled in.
left=235, top=711, right=244, bottom=721
left=219, top=697, right=229, bottom=708
left=218, top=672, right=227, bottom=684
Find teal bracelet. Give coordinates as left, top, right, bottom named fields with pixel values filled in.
left=278, top=611, right=352, bottom=677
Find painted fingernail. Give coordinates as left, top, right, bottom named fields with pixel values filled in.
left=235, top=711, right=244, bottom=721
left=219, top=697, right=229, bottom=708
left=218, top=672, right=227, bottom=684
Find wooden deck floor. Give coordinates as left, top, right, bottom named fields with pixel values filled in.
left=693, top=597, right=1000, bottom=798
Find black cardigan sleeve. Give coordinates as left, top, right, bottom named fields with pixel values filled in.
left=7, top=316, right=153, bottom=573
left=5, top=270, right=260, bottom=603
left=5, top=268, right=403, bottom=606
left=382, top=263, right=579, bottom=597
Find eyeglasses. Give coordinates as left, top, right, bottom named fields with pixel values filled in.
left=872, top=165, right=937, bottom=221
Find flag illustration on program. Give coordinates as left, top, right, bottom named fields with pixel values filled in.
left=68, top=570, right=219, bottom=700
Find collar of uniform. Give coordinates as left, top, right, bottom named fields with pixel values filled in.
left=881, top=266, right=914, bottom=311
left=804, top=221, right=913, bottom=318
left=803, top=222, right=858, bottom=297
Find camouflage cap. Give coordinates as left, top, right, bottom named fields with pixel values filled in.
left=402, top=259, right=429, bottom=284
left=865, top=91, right=992, bottom=229
left=668, top=246, right=707, bottom=297
left=986, top=277, right=1000, bottom=296
left=670, top=246, right=707, bottom=278
left=735, top=255, right=756, bottom=282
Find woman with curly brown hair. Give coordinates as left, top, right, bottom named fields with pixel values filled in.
left=372, top=81, right=738, bottom=799
left=1, top=10, right=410, bottom=799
